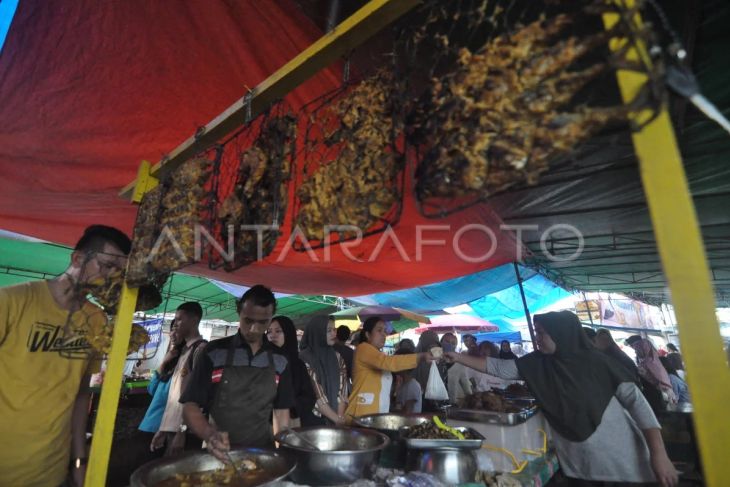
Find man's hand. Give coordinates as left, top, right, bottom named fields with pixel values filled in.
left=167, top=431, right=186, bottom=456
left=651, top=451, right=679, bottom=487
left=443, top=351, right=459, bottom=364
left=418, top=351, right=435, bottom=363
left=206, top=430, right=231, bottom=463
left=161, top=348, right=180, bottom=367
left=150, top=430, right=166, bottom=452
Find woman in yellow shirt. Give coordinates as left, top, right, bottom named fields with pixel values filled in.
left=346, top=317, right=432, bottom=420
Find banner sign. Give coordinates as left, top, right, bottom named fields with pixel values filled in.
left=136, top=318, right=164, bottom=350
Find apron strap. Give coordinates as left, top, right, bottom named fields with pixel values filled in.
left=225, top=334, right=238, bottom=367
left=266, top=349, right=275, bottom=372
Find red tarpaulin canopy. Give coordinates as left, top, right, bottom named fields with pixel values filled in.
left=0, top=0, right=519, bottom=295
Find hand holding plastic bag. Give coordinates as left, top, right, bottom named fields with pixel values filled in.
left=424, top=361, right=449, bottom=401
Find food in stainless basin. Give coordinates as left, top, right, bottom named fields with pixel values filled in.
left=404, top=421, right=479, bottom=440
left=154, top=458, right=260, bottom=487
left=464, top=391, right=523, bottom=412
left=130, top=449, right=294, bottom=487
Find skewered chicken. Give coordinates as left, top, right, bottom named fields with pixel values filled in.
left=127, top=157, right=212, bottom=280
left=217, top=114, right=295, bottom=269
left=296, top=72, right=402, bottom=242
left=411, top=4, right=652, bottom=205
left=127, top=186, right=163, bottom=286
left=84, top=320, right=150, bottom=355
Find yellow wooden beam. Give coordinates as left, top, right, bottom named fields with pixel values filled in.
left=131, top=160, right=159, bottom=204
left=603, top=5, right=730, bottom=486
left=85, top=285, right=139, bottom=487
left=120, top=0, right=420, bottom=199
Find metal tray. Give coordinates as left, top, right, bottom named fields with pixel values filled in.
left=447, top=406, right=538, bottom=425
left=489, top=388, right=537, bottom=404
left=401, top=426, right=484, bottom=450
left=501, top=395, right=537, bottom=405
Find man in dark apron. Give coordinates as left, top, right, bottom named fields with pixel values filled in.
left=181, top=285, right=294, bottom=460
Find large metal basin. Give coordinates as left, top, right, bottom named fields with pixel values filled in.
left=406, top=448, right=479, bottom=485
left=129, top=448, right=295, bottom=487
left=353, top=413, right=434, bottom=468
left=275, top=426, right=389, bottom=486
left=353, top=413, right=435, bottom=435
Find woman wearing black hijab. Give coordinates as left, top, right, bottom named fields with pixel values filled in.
left=445, top=311, right=677, bottom=487
left=299, top=316, right=348, bottom=426
left=265, top=315, right=316, bottom=428
left=498, top=340, right=517, bottom=360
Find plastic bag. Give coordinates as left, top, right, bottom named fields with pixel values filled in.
left=424, top=361, right=449, bottom=400
left=386, top=472, right=447, bottom=487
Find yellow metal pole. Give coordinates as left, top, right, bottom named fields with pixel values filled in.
left=603, top=5, right=730, bottom=486
left=131, top=160, right=159, bottom=204
left=85, top=285, right=139, bottom=487
left=86, top=159, right=155, bottom=486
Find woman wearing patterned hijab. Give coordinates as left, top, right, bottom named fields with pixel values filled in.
left=631, top=338, right=678, bottom=406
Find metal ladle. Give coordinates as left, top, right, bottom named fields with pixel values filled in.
left=283, top=428, right=321, bottom=451
left=224, top=451, right=243, bottom=477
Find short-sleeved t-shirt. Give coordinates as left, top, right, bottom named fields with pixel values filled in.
left=0, top=281, right=103, bottom=487
left=180, top=332, right=294, bottom=412
left=396, top=377, right=423, bottom=413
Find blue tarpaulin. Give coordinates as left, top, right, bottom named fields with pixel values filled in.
left=353, top=264, right=538, bottom=312
left=472, top=331, right=522, bottom=344
left=0, top=0, right=18, bottom=54
left=468, top=274, right=571, bottom=322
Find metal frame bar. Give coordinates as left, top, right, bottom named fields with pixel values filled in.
left=514, top=263, right=537, bottom=345
left=502, top=190, right=730, bottom=220
left=85, top=285, right=139, bottom=486
left=603, top=5, right=730, bottom=485
left=582, top=292, right=595, bottom=326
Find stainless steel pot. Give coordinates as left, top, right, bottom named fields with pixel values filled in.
left=129, top=448, right=295, bottom=487
left=353, top=413, right=433, bottom=468
left=406, top=448, right=478, bottom=485
left=353, top=413, right=435, bottom=433
left=401, top=424, right=484, bottom=485
left=275, top=426, right=389, bottom=486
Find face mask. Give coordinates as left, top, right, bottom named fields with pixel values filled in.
left=442, top=343, right=455, bottom=353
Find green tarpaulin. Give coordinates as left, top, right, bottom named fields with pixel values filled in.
left=0, top=236, right=336, bottom=322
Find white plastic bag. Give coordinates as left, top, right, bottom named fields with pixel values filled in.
left=424, top=361, right=449, bottom=401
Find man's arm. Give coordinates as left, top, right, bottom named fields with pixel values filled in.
left=336, top=397, right=347, bottom=422
left=402, top=399, right=417, bottom=414
left=182, top=402, right=214, bottom=443
left=182, top=402, right=229, bottom=462
left=70, top=375, right=92, bottom=487
left=445, top=352, right=487, bottom=372
left=273, top=408, right=290, bottom=435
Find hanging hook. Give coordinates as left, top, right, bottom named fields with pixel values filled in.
left=343, top=55, right=351, bottom=85
left=243, top=86, right=254, bottom=124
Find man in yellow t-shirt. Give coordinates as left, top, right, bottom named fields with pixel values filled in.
left=0, top=225, right=131, bottom=487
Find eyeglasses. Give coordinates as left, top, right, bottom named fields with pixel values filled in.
left=92, top=252, right=124, bottom=273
